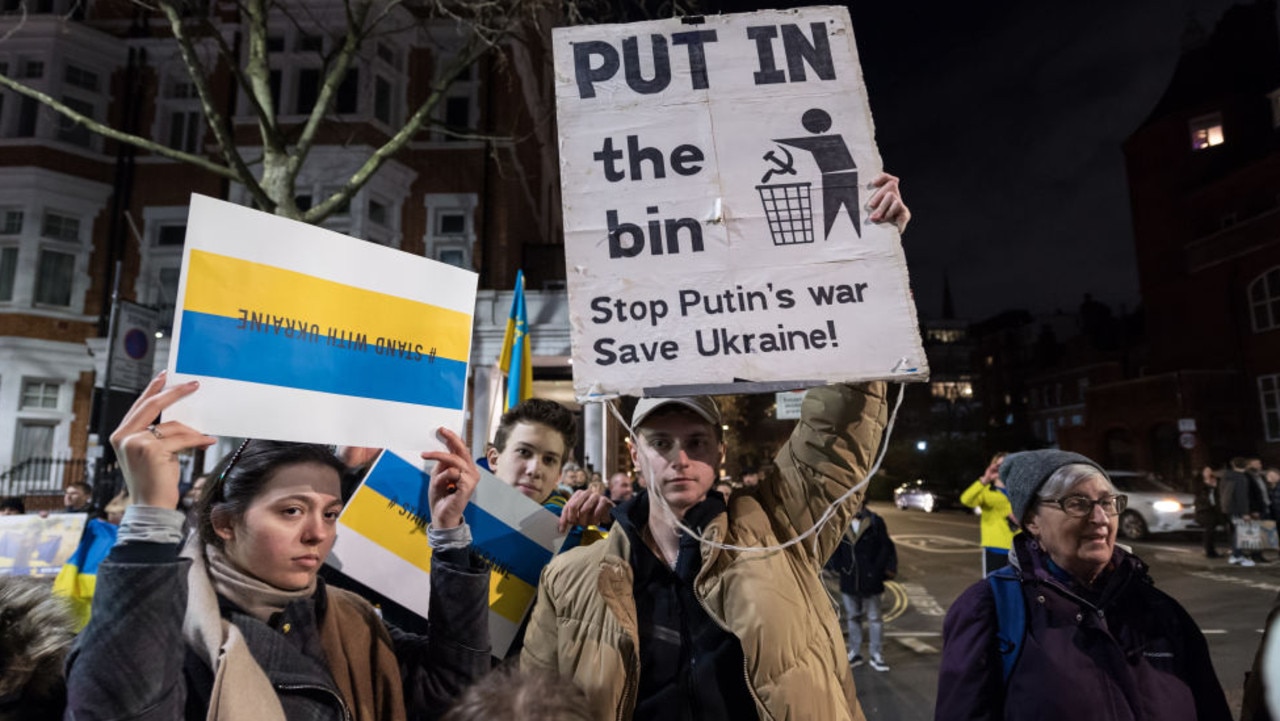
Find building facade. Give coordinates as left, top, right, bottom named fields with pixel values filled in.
left=0, top=1, right=573, bottom=494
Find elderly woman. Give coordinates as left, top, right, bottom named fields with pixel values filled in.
left=64, top=373, right=490, bottom=720
left=935, top=450, right=1231, bottom=721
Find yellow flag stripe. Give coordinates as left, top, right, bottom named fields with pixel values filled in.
left=183, top=250, right=471, bottom=362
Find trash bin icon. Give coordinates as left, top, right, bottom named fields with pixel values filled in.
left=757, top=182, right=815, bottom=246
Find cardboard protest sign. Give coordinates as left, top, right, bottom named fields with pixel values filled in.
left=553, top=7, right=928, bottom=399
left=329, top=451, right=565, bottom=658
left=165, top=195, right=477, bottom=452
left=0, top=513, right=87, bottom=577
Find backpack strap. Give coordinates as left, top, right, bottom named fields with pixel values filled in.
left=987, top=565, right=1026, bottom=683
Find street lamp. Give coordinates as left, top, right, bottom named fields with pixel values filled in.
left=916, top=440, right=927, bottom=452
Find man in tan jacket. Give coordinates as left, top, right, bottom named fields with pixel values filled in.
left=521, top=383, right=888, bottom=721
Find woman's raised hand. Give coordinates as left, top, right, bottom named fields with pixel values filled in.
left=421, top=428, right=480, bottom=530
left=109, top=372, right=216, bottom=509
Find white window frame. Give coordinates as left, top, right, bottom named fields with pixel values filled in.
left=32, top=209, right=82, bottom=308
left=1260, top=374, right=1280, bottom=443
left=18, top=378, right=59, bottom=410
left=429, top=46, right=480, bottom=143
left=136, top=207, right=190, bottom=337
left=156, top=71, right=204, bottom=154
left=424, top=193, right=476, bottom=269
left=1250, top=267, right=1280, bottom=333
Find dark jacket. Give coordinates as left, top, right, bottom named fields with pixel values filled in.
left=827, top=509, right=897, bottom=597
left=1193, top=482, right=1223, bottom=527
left=65, top=541, right=491, bottom=721
left=1221, top=469, right=1258, bottom=517
left=935, top=534, right=1231, bottom=721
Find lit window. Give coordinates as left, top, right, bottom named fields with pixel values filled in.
left=930, top=381, right=973, bottom=401
left=1250, top=267, right=1280, bottom=333
left=1189, top=113, right=1224, bottom=150
left=1262, top=374, right=1280, bottom=442
left=20, top=380, right=59, bottom=410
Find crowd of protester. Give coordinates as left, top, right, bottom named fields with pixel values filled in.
left=1, top=175, right=1273, bottom=721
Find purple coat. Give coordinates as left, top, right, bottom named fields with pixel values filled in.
left=936, top=534, right=1230, bottom=721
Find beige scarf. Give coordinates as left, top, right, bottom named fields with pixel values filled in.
left=181, top=536, right=407, bottom=721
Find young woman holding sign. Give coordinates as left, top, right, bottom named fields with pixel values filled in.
left=64, top=372, right=490, bottom=721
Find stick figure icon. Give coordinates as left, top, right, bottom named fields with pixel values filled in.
left=773, top=108, right=860, bottom=238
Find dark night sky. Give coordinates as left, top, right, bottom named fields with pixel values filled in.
left=703, top=0, right=1267, bottom=321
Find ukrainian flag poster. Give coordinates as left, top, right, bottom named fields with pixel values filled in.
left=164, top=195, right=477, bottom=452
left=329, top=451, right=564, bottom=658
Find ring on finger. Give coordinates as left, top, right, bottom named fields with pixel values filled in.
left=147, top=424, right=163, bottom=440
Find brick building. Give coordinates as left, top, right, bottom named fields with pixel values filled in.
left=1057, top=0, right=1280, bottom=477
left=0, top=1, right=573, bottom=495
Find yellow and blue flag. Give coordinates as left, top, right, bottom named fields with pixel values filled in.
left=52, top=518, right=118, bottom=630
left=331, top=451, right=563, bottom=657
left=498, top=270, right=533, bottom=411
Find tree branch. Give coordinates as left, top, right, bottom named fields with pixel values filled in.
left=0, top=71, right=240, bottom=179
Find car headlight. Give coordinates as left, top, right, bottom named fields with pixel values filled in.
left=1152, top=500, right=1183, bottom=513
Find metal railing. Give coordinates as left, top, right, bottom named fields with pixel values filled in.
left=0, top=457, right=92, bottom=497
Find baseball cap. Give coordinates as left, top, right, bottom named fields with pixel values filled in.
left=630, top=396, right=722, bottom=430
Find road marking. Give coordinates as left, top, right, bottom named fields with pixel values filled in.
left=1201, top=629, right=1228, bottom=634
left=1188, top=570, right=1280, bottom=594
left=894, top=535, right=981, bottom=554
left=896, top=636, right=939, bottom=654
left=883, top=581, right=908, bottom=623
left=1137, top=544, right=1193, bottom=554
left=899, top=582, right=947, bottom=617
left=885, top=631, right=941, bottom=637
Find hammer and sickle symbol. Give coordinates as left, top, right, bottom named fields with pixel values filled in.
left=759, top=146, right=797, bottom=184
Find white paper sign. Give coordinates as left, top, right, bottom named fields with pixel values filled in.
left=554, top=7, right=928, bottom=399
left=164, top=194, right=478, bottom=452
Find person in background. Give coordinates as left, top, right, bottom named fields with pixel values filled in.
left=827, top=505, right=897, bottom=672
left=0, top=496, right=25, bottom=515
left=1248, top=457, right=1272, bottom=562
left=959, top=452, right=1018, bottom=575
left=0, top=576, right=77, bottom=720
left=486, top=399, right=612, bottom=533
left=62, top=482, right=92, bottom=514
left=65, top=373, right=492, bottom=720
left=936, top=450, right=1231, bottom=721
left=1268, top=468, right=1280, bottom=524
left=712, top=480, right=734, bottom=501
left=608, top=472, right=634, bottom=504
left=739, top=467, right=761, bottom=489
left=439, top=665, right=593, bottom=721
left=1194, top=465, right=1225, bottom=558
left=1222, top=457, right=1261, bottom=567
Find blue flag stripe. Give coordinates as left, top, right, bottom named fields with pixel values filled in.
left=176, top=310, right=467, bottom=409
left=361, top=453, right=552, bottom=587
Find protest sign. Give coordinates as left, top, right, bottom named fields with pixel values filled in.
left=553, top=7, right=928, bottom=399
left=329, top=451, right=565, bottom=658
left=165, top=195, right=478, bottom=452
left=0, top=513, right=87, bottom=577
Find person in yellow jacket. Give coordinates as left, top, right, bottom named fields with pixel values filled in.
left=959, top=452, right=1020, bottom=575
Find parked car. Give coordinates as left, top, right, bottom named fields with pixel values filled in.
left=1107, top=470, right=1199, bottom=540
left=893, top=479, right=959, bottom=513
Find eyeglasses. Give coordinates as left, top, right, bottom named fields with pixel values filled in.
left=1038, top=494, right=1128, bottom=518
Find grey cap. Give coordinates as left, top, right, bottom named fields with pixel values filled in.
left=630, top=396, right=722, bottom=430
left=1001, top=450, right=1107, bottom=522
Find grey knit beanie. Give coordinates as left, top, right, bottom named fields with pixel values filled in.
left=1001, top=450, right=1108, bottom=523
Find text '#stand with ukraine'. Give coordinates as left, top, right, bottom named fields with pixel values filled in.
left=330, top=451, right=565, bottom=658
left=164, top=194, right=477, bottom=452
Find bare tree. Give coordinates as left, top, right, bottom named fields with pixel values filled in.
left=0, top=0, right=556, bottom=223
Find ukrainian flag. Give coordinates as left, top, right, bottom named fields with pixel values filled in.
left=333, top=451, right=560, bottom=656
left=52, top=519, right=118, bottom=630
left=175, top=249, right=471, bottom=409
left=498, top=270, right=533, bottom=411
